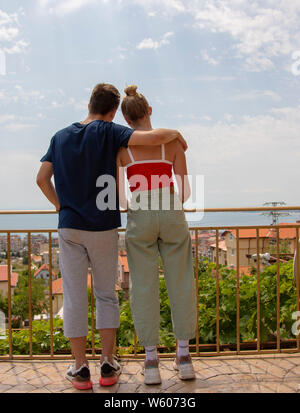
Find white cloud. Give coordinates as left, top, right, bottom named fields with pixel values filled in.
left=124, top=0, right=300, bottom=72
left=201, top=49, right=219, bottom=66
left=4, top=39, right=29, bottom=55
left=51, top=96, right=88, bottom=111
left=38, top=0, right=97, bottom=16
left=0, top=113, right=37, bottom=131
left=0, top=151, right=50, bottom=209
left=230, top=90, right=282, bottom=102
left=181, top=104, right=300, bottom=206
left=201, top=115, right=212, bottom=121
left=0, top=85, right=45, bottom=105
left=126, top=0, right=186, bottom=14
left=196, top=75, right=236, bottom=81
left=0, top=9, right=28, bottom=55
left=0, top=114, right=16, bottom=124
left=5, top=123, right=37, bottom=132
left=137, top=32, right=174, bottom=50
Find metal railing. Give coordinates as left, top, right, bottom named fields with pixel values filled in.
left=0, top=206, right=300, bottom=360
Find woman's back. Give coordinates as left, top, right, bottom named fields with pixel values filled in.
left=118, top=140, right=177, bottom=167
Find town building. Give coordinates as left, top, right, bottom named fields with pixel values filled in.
left=0, top=265, right=19, bottom=296
left=118, top=250, right=129, bottom=298
left=34, top=264, right=57, bottom=281
left=191, top=231, right=216, bottom=259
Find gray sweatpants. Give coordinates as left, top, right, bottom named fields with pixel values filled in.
left=58, top=228, right=120, bottom=338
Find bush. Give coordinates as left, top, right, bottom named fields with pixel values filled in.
left=0, top=258, right=297, bottom=356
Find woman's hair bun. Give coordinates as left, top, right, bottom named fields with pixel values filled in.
left=124, top=85, right=138, bottom=97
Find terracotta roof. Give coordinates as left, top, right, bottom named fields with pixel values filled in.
left=34, top=264, right=56, bottom=278
left=210, top=240, right=227, bottom=251
left=32, top=255, right=42, bottom=262
left=267, top=223, right=297, bottom=240
left=52, top=275, right=121, bottom=294
left=119, top=254, right=129, bottom=273
left=0, top=265, right=19, bottom=287
left=191, top=232, right=215, bottom=241
left=225, top=229, right=271, bottom=239
left=52, top=277, right=63, bottom=295
left=224, top=223, right=299, bottom=240
left=238, top=266, right=253, bottom=276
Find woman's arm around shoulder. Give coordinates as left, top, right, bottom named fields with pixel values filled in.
left=172, top=140, right=191, bottom=204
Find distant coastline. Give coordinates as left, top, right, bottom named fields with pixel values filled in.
left=0, top=210, right=299, bottom=233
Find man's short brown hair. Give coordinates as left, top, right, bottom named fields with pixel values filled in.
left=89, top=83, right=120, bottom=115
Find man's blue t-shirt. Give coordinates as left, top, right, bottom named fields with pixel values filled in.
left=41, top=120, right=134, bottom=231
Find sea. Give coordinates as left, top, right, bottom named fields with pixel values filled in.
left=0, top=210, right=299, bottom=235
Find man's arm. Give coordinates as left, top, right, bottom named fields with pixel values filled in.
left=128, top=129, right=188, bottom=151
left=36, top=162, right=60, bottom=211
left=116, top=153, right=128, bottom=210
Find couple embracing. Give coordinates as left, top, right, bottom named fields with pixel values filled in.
left=37, top=83, right=197, bottom=390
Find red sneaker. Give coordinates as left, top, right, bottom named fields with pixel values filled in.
left=99, top=357, right=121, bottom=387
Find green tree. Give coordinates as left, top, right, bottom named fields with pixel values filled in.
left=12, top=270, right=48, bottom=321
left=0, top=292, right=8, bottom=317
left=195, top=257, right=296, bottom=345
left=268, top=239, right=292, bottom=254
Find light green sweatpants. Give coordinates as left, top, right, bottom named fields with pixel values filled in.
left=125, top=196, right=197, bottom=347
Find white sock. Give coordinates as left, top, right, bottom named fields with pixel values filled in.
left=177, top=340, right=189, bottom=357
left=145, top=346, right=157, bottom=361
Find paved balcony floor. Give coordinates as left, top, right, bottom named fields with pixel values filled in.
left=1, top=353, right=300, bottom=393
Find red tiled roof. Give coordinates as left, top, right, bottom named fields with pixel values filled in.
left=52, top=274, right=120, bottom=294
left=32, top=255, right=42, bottom=263
left=52, top=277, right=63, bottom=295
left=210, top=240, right=227, bottom=251
left=34, top=264, right=56, bottom=278
left=191, top=232, right=215, bottom=241
left=0, top=265, right=19, bottom=287
left=267, top=223, right=297, bottom=240
left=238, top=266, right=253, bottom=276
left=119, top=254, right=129, bottom=273
left=230, top=229, right=270, bottom=239
left=225, top=223, right=299, bottom=240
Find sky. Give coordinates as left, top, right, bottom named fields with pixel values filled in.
left=0, top=0, right=300, bottom=209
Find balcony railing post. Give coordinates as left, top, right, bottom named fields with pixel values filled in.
left=27, top=232, right=33, bottom=358
left=90, top=274, right=95, bottom=358
left=195, top=229, right=199, bottom=357
left=256, top=229, right=261, bottom=353
left=216, top=229, right=220, bottom=354
left=134, top=330, right=137, bottom=357
left=0, top=211, right=300, bottom=360
left=276, top=228, right=281, bottom=352
left=236, top=229, right=240, bottom=354
left=48, top=232, right=54, bottom=358
left=7, top=233, right=12, bottom=358
left=296, top=228, right=300, bottom=352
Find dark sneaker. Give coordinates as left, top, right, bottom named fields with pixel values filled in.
left=141, top=359, right=162, bottom=385
left=65, top=363, right=93, bottom=390
left=99, top=357, right=122, bottom=387
left=173, top=355, right=195, bottom=380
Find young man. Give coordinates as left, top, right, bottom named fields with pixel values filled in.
left=36, top=83, right=187, bottom=390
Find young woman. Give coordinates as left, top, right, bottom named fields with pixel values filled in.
left=117, top=85, right=197, bottom=385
